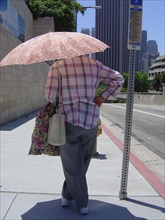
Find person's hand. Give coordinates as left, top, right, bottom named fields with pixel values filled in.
left=94, top=96, right=105, bottom=107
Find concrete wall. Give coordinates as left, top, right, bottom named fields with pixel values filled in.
left=134, top=94, right=165, bottom=106
left=33, top=17, right=54, bottom=37
left=116, top=93, right=165, bottom=105
left=0, top=1, right=50, bottom=125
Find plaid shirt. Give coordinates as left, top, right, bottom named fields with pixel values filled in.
left=45, top=56, right=124, bottom=129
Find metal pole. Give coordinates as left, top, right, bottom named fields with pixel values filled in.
left=74, top=10, right=78, bottom=32
left=119, top=49, right=136, bottom=200
left=74, top=6, right=101, bottom=32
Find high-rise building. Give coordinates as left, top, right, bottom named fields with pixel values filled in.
left=95, top=0, right=129, bottom=73
left=81, top=28, right=90, bottom=35
left=135, top=31, right=159, bottom=73
left=141, top=30, right=147, bottom=54
left=147, top=40, right=158, bottom=54
left=135, top=30, right=147, bottom=71
left=91, top=27, right=96, bottom=37
left=91, top=27, right=96, bottom=59
left=142, top=53, right=159, bottom=73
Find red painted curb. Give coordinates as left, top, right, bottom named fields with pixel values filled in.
left=102, top=123, right=165, bottom=200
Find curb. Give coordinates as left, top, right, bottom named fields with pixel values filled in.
left=101, top=123, right=165, bottom=200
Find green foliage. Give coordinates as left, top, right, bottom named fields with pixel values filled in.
left=135, top=72, right=149, bottom=92
left=97, top=71, right=150, bottom=94
left=26, top=0, right=85, bottom=31
left=161, top=73, right=165, bottom=83
left=122, top=72, right=128, bottom=89
left=122, top=72, right=149, bottom=92
left=152, top=73, right=165, bottom=91
left=121, top=87, right=128, bottom=93
left=96, top=82, right=106, bottom=96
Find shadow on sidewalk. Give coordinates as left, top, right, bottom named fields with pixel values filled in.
left=127, top=198, right=165, bottom=213
left=21, top=199, right=147, bottom=220
left=92, top=153, right=107, bottom=160
left=0, top=110, right=39, bottom=131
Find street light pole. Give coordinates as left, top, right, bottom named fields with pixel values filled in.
left=84, top=6, right=102, bottom=10
left=74, top=6, right=102, bottom=32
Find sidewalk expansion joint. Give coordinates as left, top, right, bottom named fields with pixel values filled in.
left=0, top=190, right=61, bottom=196
left=3, top=192, right=18, bottom=220
left=0, top=191, right=161, bottom=199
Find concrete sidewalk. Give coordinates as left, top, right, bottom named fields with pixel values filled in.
left=0, top=111, right=165, bottom=220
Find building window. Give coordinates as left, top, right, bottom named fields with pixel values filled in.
left=0, top=0, right=25, bottom=42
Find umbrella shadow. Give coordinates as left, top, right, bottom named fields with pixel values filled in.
left=21, top=199, right=147, bottom=220
left=0, top=110, right=39, bottom=131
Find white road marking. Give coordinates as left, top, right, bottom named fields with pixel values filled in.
left=107, top=104, right=165, bottom=119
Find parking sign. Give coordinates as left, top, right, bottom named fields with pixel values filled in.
left=128, top=0, right=143, bottom=50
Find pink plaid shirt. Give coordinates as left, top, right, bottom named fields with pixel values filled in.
left=45, top=56, right=124, bottom=129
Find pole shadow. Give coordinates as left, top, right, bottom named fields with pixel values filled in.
left=21, top=199, right=147, bottom=220
left=127, top=198, right=165, bottom=213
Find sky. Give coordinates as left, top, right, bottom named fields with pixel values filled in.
left=77, top=0, right=165, bottom=55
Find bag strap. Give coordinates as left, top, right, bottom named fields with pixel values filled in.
left=57, top=62, right=62, bottom=105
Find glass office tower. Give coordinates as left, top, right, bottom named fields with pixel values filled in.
left=95, top=0, right=129, bottom=73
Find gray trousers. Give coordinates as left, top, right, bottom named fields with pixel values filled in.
left=60, top=122, right=98, bottom=209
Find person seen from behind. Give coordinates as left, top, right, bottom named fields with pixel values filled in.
left=45, top=55, right=124, bottom=215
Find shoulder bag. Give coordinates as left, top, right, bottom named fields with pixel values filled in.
left=47, top=67, right=66, bottom=146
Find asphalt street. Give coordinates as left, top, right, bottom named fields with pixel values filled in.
left=101, top=103, right=165, bottom=159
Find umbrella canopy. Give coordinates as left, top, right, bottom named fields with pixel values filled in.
left=0, top=32, right=109, bottom=67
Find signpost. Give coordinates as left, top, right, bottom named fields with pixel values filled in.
left=128, top=0, right=143, bottom=50
left=119, top=0, right=143, bottom=200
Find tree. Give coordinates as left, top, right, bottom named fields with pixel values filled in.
left=122, top=72, right=149, bottom=92
left=26, top=0, right=85, bottom=31
left=134, top=72, right=149, bottom=92
left=152, top=73, right=165, bottom=91
left=161, top=73, right=165, bottom=83
left=96, top=82, right=106, bottom=96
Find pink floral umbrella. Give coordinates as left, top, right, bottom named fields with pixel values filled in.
left=0, top=32, right=109, bottom=67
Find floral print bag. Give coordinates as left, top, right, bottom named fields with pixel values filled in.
left=29, top=102, right=60, bottom=156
